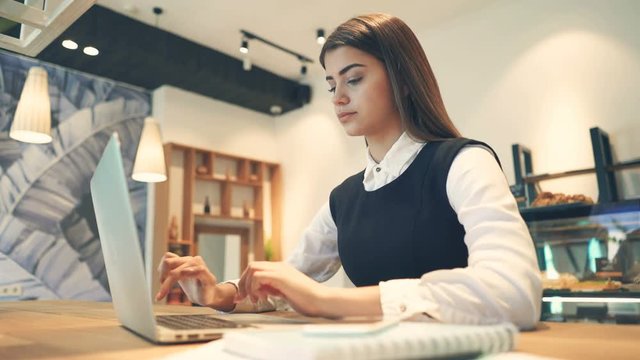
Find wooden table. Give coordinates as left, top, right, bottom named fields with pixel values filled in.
left=1, top=301, right=639, bottom=359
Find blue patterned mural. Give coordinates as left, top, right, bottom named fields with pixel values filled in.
left=0, top=50, right=150, bottom=301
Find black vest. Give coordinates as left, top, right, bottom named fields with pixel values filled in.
left=329, top=138, right=500, bottom=287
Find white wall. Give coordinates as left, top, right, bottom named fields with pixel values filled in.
left=417, top=0, right=640, bottom=200
left=154, top=85, right=278, bottom=161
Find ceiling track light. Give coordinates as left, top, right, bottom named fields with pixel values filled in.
left=153, top=6, right=163, bottom=26
left=316, top=29, right=326, bottom=45
left=240, top=38, right=249, bottom=54
left=239, top=29, right=313, bottom=67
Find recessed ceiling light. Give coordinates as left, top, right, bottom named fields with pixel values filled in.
left=62, top=39, right=78, bottom=50
left=270, top=105, right=282, bottom=115
left=83, top=46, right=99, bottom=56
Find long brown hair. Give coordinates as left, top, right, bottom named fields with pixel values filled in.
left=320, top=13, right=461, bottom=141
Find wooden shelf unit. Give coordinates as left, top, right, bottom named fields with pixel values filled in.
left=153, top=143, right=282, bottom=305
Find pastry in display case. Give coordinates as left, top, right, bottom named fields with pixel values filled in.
left=522, top=199, right=640, bottom=324
left=531, top=192, right=594, bottom=207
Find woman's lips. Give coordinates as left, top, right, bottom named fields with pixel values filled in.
left=338, top=112, right=357, bottom=121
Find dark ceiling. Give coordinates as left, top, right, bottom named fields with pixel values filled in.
left=36, top=5, right=311, bottom=116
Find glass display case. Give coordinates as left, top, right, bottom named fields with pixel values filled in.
left=522, top=199, right=640, bottom=324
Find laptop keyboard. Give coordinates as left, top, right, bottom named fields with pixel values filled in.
left=156, top=315, right=248, bottom=330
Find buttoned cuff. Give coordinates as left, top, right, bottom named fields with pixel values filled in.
left=379, top=279, right=440, bottom=320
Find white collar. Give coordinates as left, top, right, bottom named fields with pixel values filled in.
left=363, top=132, right=426, bottom=181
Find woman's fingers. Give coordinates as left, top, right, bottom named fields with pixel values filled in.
left=155, top=262, right=204, bottom=301
left=250, top=270, right=271, bottom=301
left=252, top=270, right=284, bottom=301
left=243, top=265, right=257, bottom=303
left=236, top=267, right=249, bottom=301
left=157, top=252, right=179, bottom=270
left=157, top=253, right=186, bottom=283
left=164, top=252, right=179, bottom=259
left=255, top=265, right=326, bottom=316
left=235, top=262, right=326, bottom=316
left=237, top=262, right=273, bottom=303
left=237, top=262, right=296, bottom=303
left=156, top=262, right=185, bottom=301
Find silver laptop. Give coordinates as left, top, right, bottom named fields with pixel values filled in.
left=90, top=133, right=302, bottom=344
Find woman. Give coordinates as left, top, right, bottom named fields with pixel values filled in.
left=156, top=13, right=542, bottom=329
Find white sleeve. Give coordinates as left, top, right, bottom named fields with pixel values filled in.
left=379, top=146, right=542, bottom=329
left=286, top=201, right=342, bottom=282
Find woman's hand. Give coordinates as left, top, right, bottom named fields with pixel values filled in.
left=236, top=261, right=329, bottom=317
left=156, top=252, right=222, bottom=307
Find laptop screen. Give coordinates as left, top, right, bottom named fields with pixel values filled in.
left=90, top=133, right=157, bottom=339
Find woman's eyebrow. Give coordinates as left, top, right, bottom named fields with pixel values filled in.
left=325, top=63, right=365, bottom=81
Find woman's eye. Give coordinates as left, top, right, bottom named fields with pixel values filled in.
left=327, top=77, right=361, bottom=93
left=347, top=77, right=362, bottom=85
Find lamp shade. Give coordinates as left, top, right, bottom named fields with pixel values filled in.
left=9, top=66, right=52, bottom=144
left=132, top=117, right=167, bottom=183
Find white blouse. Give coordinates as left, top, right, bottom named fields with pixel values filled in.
left=234, top=133, right=542, bottom=330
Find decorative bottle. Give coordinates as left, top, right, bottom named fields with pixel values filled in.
left=204, top=196, right=211, bottom=214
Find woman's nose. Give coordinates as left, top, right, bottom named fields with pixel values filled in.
left=332, top=88, right=349, bottom=106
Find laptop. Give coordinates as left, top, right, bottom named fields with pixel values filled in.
left=90, top=133, right=303, bottom=344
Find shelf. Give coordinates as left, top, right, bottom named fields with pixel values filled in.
left=543, top=289, right=640, bottom=299
left=523, top=168, right=595, bottom=183
left=167, top=287, right=191, bottom=306
left=529, top=223, right=602, bottom=233
left=521, top=202, right=595, bottom=221
left=168, top=240, right=192, bottom=245
left=167, top=241, right=192, bottom=257
left=530, top=221, right=638, bottom=234
left=521, top=198, right=640, bottom=222
left=535, top=238, right=607, bottom=248
left=195, top=174, right=262, bottom=187
left=524, top=158, right=640, bottom=184
left=194, top=213, right=263, bottom=222
left=609, top=158, right=640, bottom=171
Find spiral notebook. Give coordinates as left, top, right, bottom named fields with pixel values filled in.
left=223, top=321, right=518, bottom=360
